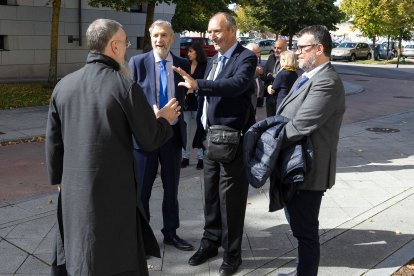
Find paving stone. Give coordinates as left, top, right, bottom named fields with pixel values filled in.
left=15, top=255, right=50, bottom=274
left=0, top=240, right=28, bottom=273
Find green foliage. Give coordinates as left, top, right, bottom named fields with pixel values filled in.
left=171, top=0, right=232, bottom=33
left=250, top=0, right=344, bottom=40
left=340, top=0, right=384, bottom=40
left=0, top=83, right=53, bottom=109
left=88, top=0, right=172, bottom=11
left=234, top=5, right=270, bottom=34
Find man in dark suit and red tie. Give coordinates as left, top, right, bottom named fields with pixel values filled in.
left=174, top=12, right=257, bottom=276
left=129, top=20, right=193, bottom=252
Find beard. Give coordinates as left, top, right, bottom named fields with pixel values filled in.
left=119, top=57, right=131, bottom=79
left=299, top=54, right=317, bottom=72
left=154, top=46, right=170, bottom=59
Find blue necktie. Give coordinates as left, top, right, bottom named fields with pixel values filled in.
left=159, top=60, right=168, bottom=108
left=290, top=75, right=309, bottom=97
left=216, top=56, right=227, bottom=79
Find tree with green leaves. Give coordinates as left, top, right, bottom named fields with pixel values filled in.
left=88, top=0, right=173, bottom=52
left=249, top=0, right=344, bottom=48
left=47, top=0, right=62, bottom=87
left=378, top=0, right=414, bottom=65
left=234, top=4, right=270, bottom=35
left=171, top=0, right=231, bottom=34
left=340, top=0, right=385, bottom=60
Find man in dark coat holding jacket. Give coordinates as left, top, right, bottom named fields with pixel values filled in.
left=46, top=18, right=181, bottom=276
left=276, top=25, right=345, bottom=276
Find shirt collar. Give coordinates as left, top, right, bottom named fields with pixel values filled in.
left=218, top=42, right=238, bottom=60
left=153, top=51, right=173, bottom=63
left=303, top=61, right=329, bottom=80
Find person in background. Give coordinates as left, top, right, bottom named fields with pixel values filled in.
left=267, top=50, right=299, bottom=110
left=46, top=18, right=180, bottom=276
left=129, top=20, right=194, bottom=252
left=173, top=12, right=257, bottom=276
left=245, top=43, right=264, bottom=117
left=276, top=25, right=345, bottom=276
left=261, top=39, right=287, bottom=117
left=181, top=42, right=207, bottom=170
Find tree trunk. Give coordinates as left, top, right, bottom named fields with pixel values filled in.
left=371, top=36, right=376, bottom=61
left=47, top=0, right=61, bottom=87
left=143, top=2, right=155, bottom=53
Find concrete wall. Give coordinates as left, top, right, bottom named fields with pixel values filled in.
left=0, top=0, right=177, bottom=81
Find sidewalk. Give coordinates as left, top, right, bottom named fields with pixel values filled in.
left=1, top=76, right=414, bottom=275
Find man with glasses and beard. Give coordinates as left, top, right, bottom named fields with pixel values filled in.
left=46, top=19, right=181, bottom=275
left=129, top=20, right=193, bottom=251
left=261, top=39, right=287, bottom=117
left=275, top=25, right=345, bottom=276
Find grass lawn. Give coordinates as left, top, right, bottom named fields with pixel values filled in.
left=0, top=83, right=53, bottom=109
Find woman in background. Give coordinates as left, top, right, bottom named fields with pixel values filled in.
left=181, top=42, right=207, bottom=170
left=267, top=51, right=299, bottom=110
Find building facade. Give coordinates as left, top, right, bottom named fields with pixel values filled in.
left=0, top=0, right=177, bottom=81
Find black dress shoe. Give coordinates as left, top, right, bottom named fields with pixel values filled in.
left=219, top=257, right=242, bottom=276
left=188, top=243, right=218, bottom=266
left=181, top=158, right=189, bottom=168
left=164, top=234, right=194, bottom=251
left=196, top=159, right=203, bottom=170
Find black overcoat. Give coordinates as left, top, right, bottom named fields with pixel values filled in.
left=46, top=53, right=172, bottom=275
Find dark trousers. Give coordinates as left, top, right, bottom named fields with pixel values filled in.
left=202, top=143, right=249, bottom=258
left=265, top=95, right=276, bottom=117
left=286, top=190, right=324, bottom=276
left=133, top=128, right=182, bottom=237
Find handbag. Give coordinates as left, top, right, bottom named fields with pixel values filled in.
left=205, top=125, right=241, bottom=163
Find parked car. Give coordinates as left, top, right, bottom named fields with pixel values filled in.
left=254, top=39, right=275, bottom=54
left=179, top=37, right=217, bottom=58
left=374, top=44, right=394, bottom=60
left=331, top=42, right=371, bottom=61
left=402, top=45, right=414, bottom=58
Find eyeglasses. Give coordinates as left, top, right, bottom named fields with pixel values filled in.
left=296, top=44, right=317, bottom=54
left=113, top=40, right=131, bottom=49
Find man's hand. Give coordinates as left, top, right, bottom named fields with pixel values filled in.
left=172, top=66, right=198, bottom=91
left=256, top=65, right=264, bottom=75
left=154, top=98, right=181, bottom=124
left=267, top=85, right=275, bottom=95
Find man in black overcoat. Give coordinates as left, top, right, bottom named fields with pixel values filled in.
left=46, top=18, right=181, bottom=276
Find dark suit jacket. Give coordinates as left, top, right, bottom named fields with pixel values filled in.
left=272, top=69, right=298, bottom=109
left=196, top=43, right=257, bottom=133
left=277, top=62, right=345, bottom=191
left=261, top=54, right=280, bottom=96
left=129, top=50, right=190, bottom=148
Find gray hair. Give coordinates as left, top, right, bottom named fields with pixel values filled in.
left=86, top=19, right=123, bottom=53
left=149, top=20, right=174, bottom=35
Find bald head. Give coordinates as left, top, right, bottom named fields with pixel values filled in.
left=273, top=39, right=287, bottom=57
left=246, top=43, right=261, bottom=59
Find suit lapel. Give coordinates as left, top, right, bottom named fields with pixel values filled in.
left=278, top=63, right=332, bottom=113
left=215, top=44, right=242, bottom=80
left=144, top=51, right=157, bottom=105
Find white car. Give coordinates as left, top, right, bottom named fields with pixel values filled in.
left=331, top=42, right=371, bottom=61
left=403, top=45, right=414, bottom=58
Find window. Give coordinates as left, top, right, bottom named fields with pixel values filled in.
left=0, top=35, right=7, bottom=50
left=136, top=37, right=144, bottom=50
left=130, top=4, right=143, bottom=12
left=0, top=0, right=8, bottom=4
